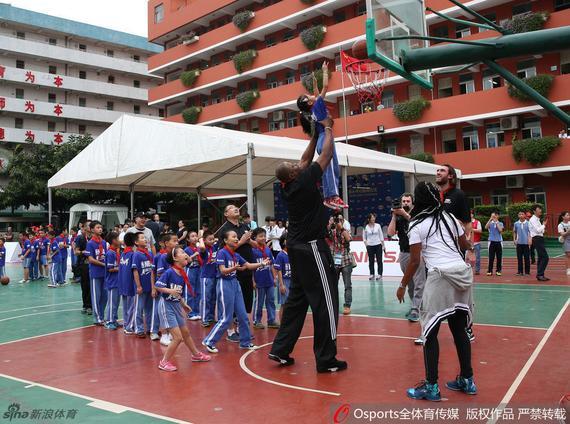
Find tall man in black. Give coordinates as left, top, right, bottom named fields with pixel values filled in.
left=74, top=220, right=92, bottom=315
left=269, top=120, right=347, bottom=373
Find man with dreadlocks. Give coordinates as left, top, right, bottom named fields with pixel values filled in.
left=397, top=182, right=476, bottom=402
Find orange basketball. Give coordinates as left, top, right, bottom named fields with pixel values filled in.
left=351, top=39, right=369, bottom=60
left=1, top=276, right=9, bottom=285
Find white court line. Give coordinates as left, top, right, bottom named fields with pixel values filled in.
left=239, top=333, right=416, bottom=397
left=0, top=309, right=83, bottom=323
left=486, top=297, right=570, bottom=424
left=0, top=301, right=82, bottom=314
left=354, top=279, right=570, bottom=291
left=0, top=325, right=95, bottom=346
left=0, top=373, right=191, bottom=424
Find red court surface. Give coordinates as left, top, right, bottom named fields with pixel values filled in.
left=0, top=310, right=567, bottom=424
left=472, top=258, right=569, bottom=286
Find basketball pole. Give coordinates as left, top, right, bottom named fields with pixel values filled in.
left=339, top=46, right=350, bottom=220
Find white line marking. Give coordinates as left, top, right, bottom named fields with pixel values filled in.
left=0, top=301, right=82, bottom=314
left=239, top=333, right=416, bottom=397
left=0, top=309, right=83, bottom=323
left=486, top=297, right=570, bottom=424
left=0, top=373, right=192, bottom=424
left=87, top=400, right=129, bottom=413
left=0, top=325, right=94, bottom=346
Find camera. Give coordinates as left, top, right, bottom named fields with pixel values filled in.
left=392, top=198, right=402, bottom=209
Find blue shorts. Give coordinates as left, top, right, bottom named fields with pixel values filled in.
left=23, top=258, right=31, bottom=268
left=40, top=255, right=48, bottom=266
left=157, top=298, right=186, bottom=329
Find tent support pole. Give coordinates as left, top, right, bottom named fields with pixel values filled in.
left=341, top=166, right=349, bottom=220
left=129, top=187, right=134, bottom=220
left=197, top=189, right=202, bottom=227
left=48, top=188, right=52, bottom=225
left=246, top=143, right=254, bottom=217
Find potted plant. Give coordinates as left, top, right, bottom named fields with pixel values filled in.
left=301, top=68, right=330, bottom=93
left=182, top=106, right=202, bottom=124
left=236, top=90, right=260, bottom=112
left=180, top=31, right=199, bottom=45
left=504, top=11, right=549, bottom=33
left=300, top=25, right=327, bottom=51
left=507, top=74, right=554, bottom=101
left=232, top=49, right=258, bottom=73
left=232, top=10, right=255, bottom=32
left=393, top=98, right=430, bottom=122
left=512, top=136, right=561, bottom=165
left=180, top=69, right=201, bottom=87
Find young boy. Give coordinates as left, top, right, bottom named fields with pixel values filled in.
left=38, top=230, right=49, bottom=279
left=69, top=228, right=79, bottom=283
left=468, top=211, right=482, bottom=275
left=86, top=221, right=108, bottom=325
left=0, top=238, right=6, bottom=278
left=29, top=232, right=39, bottom=281
left=184, top=231, right=202, bottom=321
left=273, top=233, right=291, bottom=323
left=18, top=232, right=31, bottom=283
left=58, top=229, right=69, bottom=284
left=513, top=211, right=531, bottom=276
left=132, top=232, right=155, bottom=338
left=47, top=230, right=63, bottom=288
left=154, top=233, right=178, bottom=346
left=251, top=228, right=279, bottom=329
left=486, top=212, right=504, bottom=276
left=118, top=232, right=136, bottom=335
left=199, top=230, right=218, bottom=327
left=105, top=232, right=121, bottom=330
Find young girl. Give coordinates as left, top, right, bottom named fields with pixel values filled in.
left=154, top=233, right=178, bottom=346
left=558, top=211, right=570, bottom=276
left=155, top=247, right=211, bottom=372
left=118, top=232, right=136, bottom=335
left=86, top=221, right=108, bottom=325
left=47, top=230, right=62, bottom=288
left=132, top=233, right=155, bottom=338
left=251, top=228, right=279, bottom=329
left=202, top=230, right=270, bottom=353
left=105, top=232, right=120, bottom=330
left=199, top=230, right=218, bottom=327
left=184, top=231, right=202, bottom=321
left=273, top=233, right=291, bottom=323
left=296, top=60, right=347, bottom=210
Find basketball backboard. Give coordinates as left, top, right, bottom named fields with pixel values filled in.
left=365, top=0, right=433, bottom=89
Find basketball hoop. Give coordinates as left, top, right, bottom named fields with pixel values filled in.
left=344, top=59, right=389, bottom=107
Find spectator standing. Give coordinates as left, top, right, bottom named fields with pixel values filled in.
left=529, top=205, right=550, bottom=281
left=127, top=213, right=157, bottom=255
left=469, top=211, right=482, bottom=275
left=557, top=211, right=570, bottom=276
left=485, top=212, right=504, bottom=276
left=5, top=227, right=14, bottom=242
left=153, top=213, right=164, bottom=233
left=145, top=213, right=161, bottom=251
left=525, top=210, right=536, bottom=264
left=328, top=216, right=353, bottom=315
left=176, top=220, right=189, bottom=249
left=363, top=213, right=385, bottom=281
left=243, top=215, right=257, bottom=231
left=161, top=222, right=173, bottom=235
left=74, top=220, right=92, bottom=315
left=513, top=211, right=532, bottom=276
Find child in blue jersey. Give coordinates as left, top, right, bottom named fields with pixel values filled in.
left=118, top=233, right=136, bottom=335
left=19, top=232, right=31, bottom=283
left=104, top=232, right=121, bottom=330
left=251, top=228, right=279, bottom=329
left=155, top=247, right=211, bottom=371
left=153, top=233, right=178, bottom=346
left=199, top=230, right=218, bottom=327
left=86, top=221, right=108, bottom=325
left=59, top=229, right=69, bottom=283
left=47, top=231, right=63, bottom=287
left=132, top=232, right=155, bottom=338
left=297, top=60, right=348, bottom=210
left=184, top=230, right=202, bottom=321
left=29, top=235, right=39, bottom=281
left=202, top=230, right=269, bottom=353
left=0, top=238, right=6, bottom=278
left=273, top=233, right=291, bottom=323
left=38, top=230, right=49, bottom=279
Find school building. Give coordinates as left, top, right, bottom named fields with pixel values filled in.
left=147, top=0, right=570, bottom=226
left=0, top=3, right=163, bottom=221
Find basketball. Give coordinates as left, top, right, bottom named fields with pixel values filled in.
left=351, top=39, right=368, bottom=60
left=1, top=276, right=9, bottom=285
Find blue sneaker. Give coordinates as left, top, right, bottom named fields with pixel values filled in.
left=104, top=322, right=117, bottom=331
left=407, top=381, right=441, bottom=401
left=446, top=375, right=477, bottom=395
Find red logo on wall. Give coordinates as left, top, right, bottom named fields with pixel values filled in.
left=0, top=65, right=5, bottom=78
left=53, top=104, right=63, bottom=116
left=54, top=133, right=63, bottom=145
left=25, top=100, right=35, bottom=112
left=25, top=130, right=35, bottom=142
left=0, top=128, right=4, bottom=140
left=53, top=76, right=63, bottom=87
left=0, top=97, right=5, bottom=109
left=25, top=71, right=35, bottom=83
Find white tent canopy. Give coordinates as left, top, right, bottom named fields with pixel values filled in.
left=68, top=203, right=128, bottom=232
left=48, top=115, right=456, bottom=220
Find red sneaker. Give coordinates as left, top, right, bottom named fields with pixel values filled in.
left=158, top=360, right=178, bottom=372
left=329, top=196, right=349, bottom=209
left=323, top=198, right=339, bottom=210
left=191, top=351, right=212, bottom=362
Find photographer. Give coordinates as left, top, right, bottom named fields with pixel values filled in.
left=328, top=215, right=353, bottom=315
left=387, top=193, right=426, bottom=329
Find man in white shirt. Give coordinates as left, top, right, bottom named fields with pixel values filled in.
left=528, top=204, right=549, bottom=281
left=126, top=213, right=157, bottom=255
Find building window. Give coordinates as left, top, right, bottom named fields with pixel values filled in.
left=282, top=30, right=295, bottom=42
left=482, top=69, right=501, bottom=90
left=211, top=95, right=221, bottom=104
left=15, top=88, right=24, bottom=99
left=48, top=65, right=57, bottom=75
left=48, top=122, right=56, bottom=132
left=79, top=70, right=87, bottom=79
left=79, top=97, right=86, bottom=107
left=512, top=3, right=532, bottom=16
left=107, top=101, right=114, bottom=111
left=106, top=50, right=114, bottom=58
left=154, top=4, right=164, bottom=23
left=438, top=77, right=453, bottom=98
left=486, top=123, right=504, bottom=148
left=49, top=38, right=57, bottom=45
left=299, top=65, right=311, bottom=79
left=442, top=128, right=457, bottom=153
left=384, top=139, right=397, bottom=155
left=462, top=126, right=480, bottom=150
left=78, top=44, right=87, bottom=52
left=48, top=93, right=57, bottom=103
left=522, top=118, right=542, bottom=139
left=108, top=75, right=115, bottom=84
left=459, top=74, right=475, bottom=94
left=467, top=195, right=483, bottom=209
left=266, top=76, right=278, bottom=89
left=250, top=119, right=260, bottom=133
left=240, top=121, right=248, bottom=132
left=15, top=118, right=24, bottom=129
left=78, top=125, right=86, bottom=135
left=159, top=108, right=165, bottom=118
left=133, top=80, right=140, bottom=88
left=285, top=71, right=295, bottom=85
left=361, top=100, right=375, bottom=113
left=381, top=90, right=394, bottom=108
left=479, top=13, right=496, bottom=32
left=269, top=121, right=285, bottom=131
left=555, top=0, right=570, bottom=11
left=16, top=31, right=25, bottom=40
left=333, top=10, right=346, bottom=23
left=491, top=189, right=509, bottom=206
left=200, top=95, right=208, bottom=108
left=455, top=23, right=471, bottom=38
left=134, top=105, right=140, bottom=114
left=287, top=111, right=297, bottom=128
left=133, top=55, right=140, bottom=62
left=357, top=2, right=367, bottom=15
left=408, top=84, right=421, bottom=99
left=526, top=187, right=546, bottom=206
left=431, top=26, right=449, bottom=43
left=265, top=36, right=276, bottom=48
left=517, top=59, right=536, bottom=79
left=561, top=50, right=570, bottom=74
left=410, top=134, right=425, bottom=154
left=16, top=60, right=25, bottom=69
left=226, top=90, right=235, bottom=101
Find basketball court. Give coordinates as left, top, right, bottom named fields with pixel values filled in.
left=1, top=262, right=568, bottom=423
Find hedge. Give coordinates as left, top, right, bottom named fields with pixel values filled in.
left=404, top=152, right=434, bottom=163
left=301, top=68, right=330, bottom=93
left=236, top=90, right=259, bottom=112
left=480, top=230, right=513, bottom=242
left=392, top=98, right=430, bottom=122
left=507, top=202, right=544, bottom=224
left=507, top=74, right=554, bottom=102
left=181, top=106, right=202, bottom=124
left=504, top=11, right=549, bottom=34
left=232, top=49, right=257, bottom=73
left=300, top=25, right=326, bottom=51
left=180, top=69, right=201, bottom=87
left=512, top=136, right=561, bottom=165
left=232, top=10, right=254, bottom=32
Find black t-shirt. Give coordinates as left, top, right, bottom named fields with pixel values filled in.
left=218, top=220, right=253, bottom=262
left=75, top=234, right=88, bottom=265
left=442, top=187, right=470, bottom=224
left=396, top=216, right=410, bottom=253
left=145, top=221, right=161, bottom=246
left=284, top=162, right=328, bottom=245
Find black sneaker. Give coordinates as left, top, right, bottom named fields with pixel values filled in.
left=268, top=353, right=295, bottom=366
left=86, top=308, right=93, bottom=315
left=317, top=359, right=348, bottom=373
left=81, top=308, right=87, bottom=314
left=466, top=327, right=475, bottom=342
left=537, top=276, right=550, bottom=282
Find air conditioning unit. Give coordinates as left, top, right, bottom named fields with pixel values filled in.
left=506, top=175, right=524, bottom=189
left=273, top=111, right=285, bottom=121
left=500, top=116, right=518, bottom=131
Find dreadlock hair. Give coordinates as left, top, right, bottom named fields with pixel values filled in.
left=408, top=181, right=463, bottom=256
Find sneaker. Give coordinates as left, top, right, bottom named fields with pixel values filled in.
left=267, top=321, right=281, bottom=328
left=375, top=275, right=382, bottom=281
left=160, top=334, right=171, bottom=346
left=268, top=353, right=295, bottom=366
left=202, top=341, right=218, bottom=353
left=81, top=308, right=87, bottom=314
left=496, top=272, right=502, bottom=276
left=408, top=311, right=420, bottom=322
left=240, top=343, right=260, bottom=350
left=368, top=275, right=375, bottom=281
left=94, top=321, right=105, bottom=326
left=47, top=283, right=58, bottom=288
left=226, top=332, right=240, bottom=343
left=150, top=333, right=160, bottom=341
left=104, top=322, right=117, bottom=330
left=317, top=359, right=348, bottom=373
left=407, top=381, right=441, bottom=401
left=124, top=329, right=135, bottom=335
left=466, top=327, right=475, bottom=342
left=446, top=375, right=477, bottom=395
left=537, top=276, right=550, bottom=282
left=567, top=268, right=570, bottom=276
left=158, top=360, right=177, bottom=372
left=136, top=332, right=146, bottom=338
left=515, top=273, right=523, bottom=277
left=330, top=196, right=349, bottom=209
left=323, top=199, right=339, bottom=210
left=253, top=322, right=265, bottom=329
left=188, top=315, right=201, bottom=321
left=201, top=320, right=213, bottom=328
left=86, top=308, right=93, bottom=315
left=191, top=352, right=212, bottom=362
left=414, top=337, right=424, bottom=346
left=486, top=272, right=492, bottom=276
left=404, top=310, right=412, bottom=320
left=342, top=306, right=351, bottom=315
left=18, top=279, right=26, bottom=283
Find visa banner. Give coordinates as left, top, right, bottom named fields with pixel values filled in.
left=349, top=241, right=403, bottom=277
